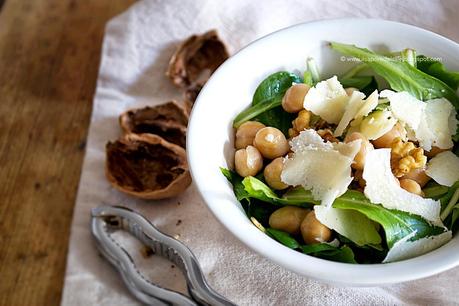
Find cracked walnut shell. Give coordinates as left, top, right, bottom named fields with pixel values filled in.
left=119, top=101, right=188, bottom=148
left=105, top=133, right=191, bottom=199
left=167, top=29, right=229, bottom=88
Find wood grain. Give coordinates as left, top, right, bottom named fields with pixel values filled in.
left=0, top=0, right=135, bottom=305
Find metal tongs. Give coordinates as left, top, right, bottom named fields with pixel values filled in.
left=91, top=205, right=236, bottom=306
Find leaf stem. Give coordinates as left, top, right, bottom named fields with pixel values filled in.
left=441, top=187, right=459, bottom=221
left=307, top=57, right=320, bottom=83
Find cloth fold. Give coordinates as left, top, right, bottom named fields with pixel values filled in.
left=62, top=1, right=459, bottom=305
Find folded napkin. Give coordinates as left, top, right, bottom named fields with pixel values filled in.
left=61, top=0, right=459, bottom=305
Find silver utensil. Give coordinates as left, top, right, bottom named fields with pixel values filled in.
left=91, top=205, right=236, bottom=306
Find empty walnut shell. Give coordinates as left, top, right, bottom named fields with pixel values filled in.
left=167, top=29, right=229, bottom=88
left=119, top=101, right=188, bottom=148
left=183, top=83, right=204, bottom=113
left=105, top=133, right=191, bottom=199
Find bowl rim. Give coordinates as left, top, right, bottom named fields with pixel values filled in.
left=187, top=18, right=459, bottom=286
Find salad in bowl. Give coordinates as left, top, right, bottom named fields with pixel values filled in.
left=221, top=42, right=459, bottom=264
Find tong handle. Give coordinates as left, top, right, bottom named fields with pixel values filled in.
left=91, top=205, right=235, bottom=306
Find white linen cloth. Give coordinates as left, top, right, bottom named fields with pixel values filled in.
left=61, top=1, right=459, bottom=305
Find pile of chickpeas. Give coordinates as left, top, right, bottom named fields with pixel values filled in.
left=233, top=83, right=332, bottom=245
left=234, top=83, right=443, bottom=245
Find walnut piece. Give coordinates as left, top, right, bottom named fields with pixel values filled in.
left=391, top=137, right=427, bottom=177
left=105, top=133, right=191, bottom=199
left=119, top=101, right=188, bottom=148
left=167, top=30, right=229, bottom=89
left=317, top=129, right=339, bottom=143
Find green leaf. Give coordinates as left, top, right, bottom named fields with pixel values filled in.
left=339, top=76, right=378, bottom=96
left=417, top=55, right=459, bottom=90
left=283, top=187, right=445, bottom=249
left=423, top=185, right=449, bottom=199
left=314, top=206, right=382, bottom=246
left=301, top=244, right=357, bottom=264
left=266, top=228, right=300, bottom=249
left=251, top=71, right=301, bottom=135
left=233, top=96, right=283, bottom=128
left=241, top=176, right=314, bottom=208
left=340, top=76, right=373, bottom=89
left=220, top=168, right=249, bottom=202
left=330, top=42, right=459, bottom=107
left=248, top=200, right=276, bottom=227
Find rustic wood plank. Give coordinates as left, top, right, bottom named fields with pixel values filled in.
left=0, top=0, right=136, bottom=304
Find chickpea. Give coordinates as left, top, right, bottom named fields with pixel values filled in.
left=282, top=84, right=310, bottom=113
left=235, top=121, right=266, bottom=149
left=426, top=146, right=449, bottom=158
left=401, top=168, right=430, bottom=187
left=269, top=206, right=310, bottom=235
left=372, top=122, right=406, bottom=148
left=264, top=157, right=288, bottom=190
left=399, top=179, right=424, bottom=196
left=301, top=211, right=332, bottom=244
left=345, top=132, right=374, bottom=170
left=234, top=145, right=263, bottom=177
left=345, top=87, right=358, bottom=96
left=253, top=127, right=290, bottom=159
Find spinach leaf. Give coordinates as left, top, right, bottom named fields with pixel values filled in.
left=336, top=234, right=387, bottom=264
left=301, top=244, right=356, bottom=264
left=220, top=168, right=249, bottom=202
left=266, top=228, right=300, bottom=249
left=417, top=55, right=459, bottom=90
left=283, top=187, right=445, bottom=248
left=242, top=176, right=314, bottom=208
left=423, top=185, right=449, bottom=200
left=221, top=169, right=277, bottom=225
left=233, top=97, right=283, bottom=128
left=220, top=168, right=250, bottom=212
left=340, top=76, right=378, bottom=96
left=248, top=200, right=276, bottom=227
left=330, top=42, right=459, bottom=107
left=234, top=71, right=301, bottom=134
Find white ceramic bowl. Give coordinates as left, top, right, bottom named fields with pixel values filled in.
left=187, top=18, right=459, bottom=286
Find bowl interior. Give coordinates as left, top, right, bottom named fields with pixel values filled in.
left=187, top=18, right=459, bottom=285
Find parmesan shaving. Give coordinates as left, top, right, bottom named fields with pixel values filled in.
left=426, top=151, right=459, bottom=187
left=303, top=76, right=349, bottom=124
left=383, top=231, right=452, bottom=263
left=354, top=90, right=379, bottom=120
left=334, top=90, right=366, bottom=137
left=363, top=149, right=441, bottom=223
left=281, top=129, right=360, bottom=207
left=381, top=90, right=457, bottom=151
left=380, top=90, right=425, bottom=129
left=417, top=98, right=457, bottom=150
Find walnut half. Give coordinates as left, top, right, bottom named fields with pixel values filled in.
left=105, top=133, right=191, bottom=199
left=167, top=29, right=229, bottom=89
left=119, top=101, right=188, bottom=148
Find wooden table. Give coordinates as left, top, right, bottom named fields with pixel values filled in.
left=0, top=1, right=135, bottom=304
